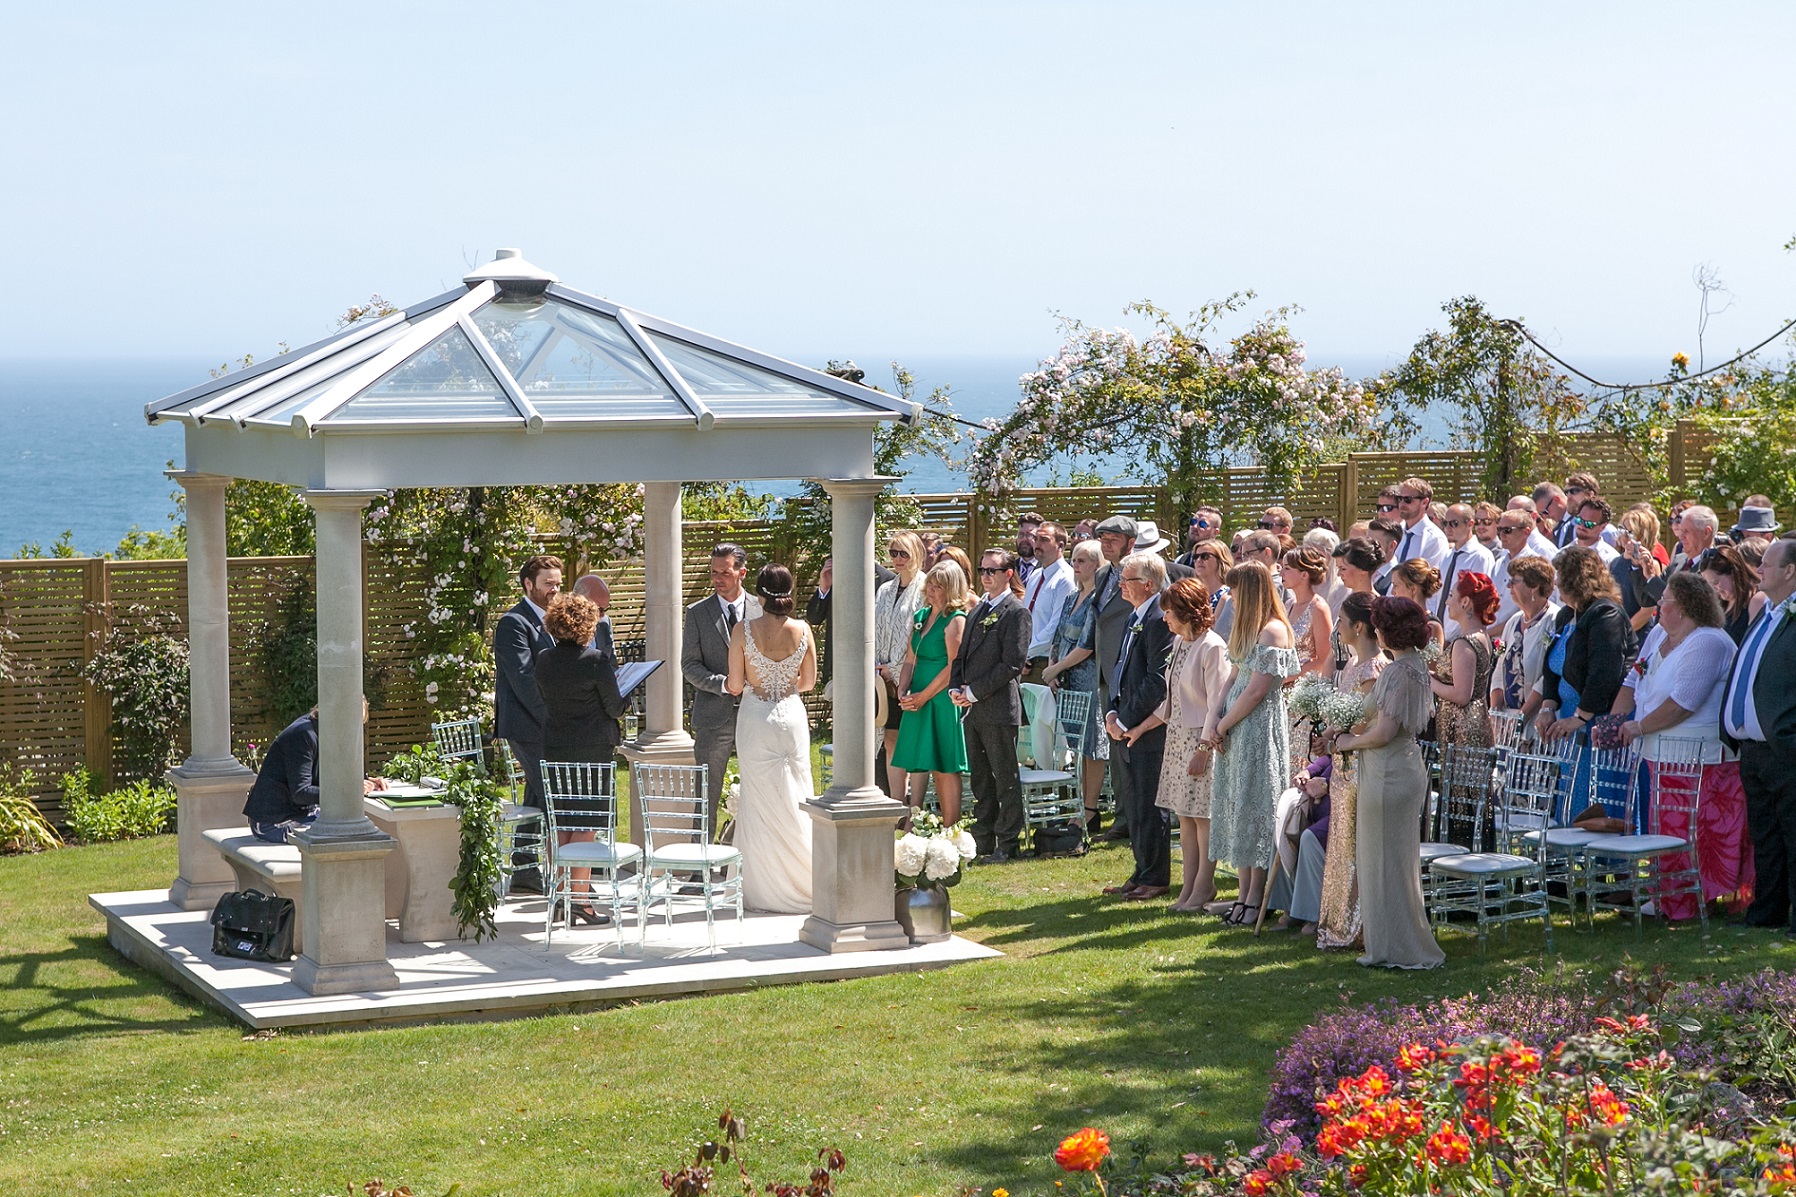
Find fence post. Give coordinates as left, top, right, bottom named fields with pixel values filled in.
left=1341, top=457, right=1360, bottom=530
left=1668, top=420, right=1689, bottom=492
left=968, top=494, right=987, bottom=557
left=81, top=558, right=112, bottom=782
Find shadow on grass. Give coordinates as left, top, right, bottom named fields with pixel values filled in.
left=0, top=933, right=220, bottom=1046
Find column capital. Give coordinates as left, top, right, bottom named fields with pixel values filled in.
left=166, top=469, right=233, bottom=492
left=817, top=476, right=896, bottom=501
left=303, top=489, right=387, bottom=511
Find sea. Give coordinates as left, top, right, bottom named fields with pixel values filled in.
left=0, top=351, right=1695, bottom=556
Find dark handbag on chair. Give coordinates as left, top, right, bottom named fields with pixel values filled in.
left=209, top=889, right=296, bottom=962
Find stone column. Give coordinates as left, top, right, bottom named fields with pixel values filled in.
left=801, top=477, right=909, bottom=953
left=292, top=490, right=396, bottom=995
left=166, top=472, right=257, bottom=910
left=618, top=481, right=696, bottom=841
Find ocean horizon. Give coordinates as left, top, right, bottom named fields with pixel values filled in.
left=0, top=351, right=1700, bottom=556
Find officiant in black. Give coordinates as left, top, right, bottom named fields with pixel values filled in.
left=534, top=592, right=629, bottom=767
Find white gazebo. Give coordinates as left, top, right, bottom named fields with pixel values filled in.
left=138, top=250, right=919, bottom=997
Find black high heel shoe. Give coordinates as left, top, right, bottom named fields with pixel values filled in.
left=568, top=902, right=611, bottom=927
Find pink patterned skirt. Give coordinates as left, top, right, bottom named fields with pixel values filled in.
left=1646, top=759, right=1755, bottom=921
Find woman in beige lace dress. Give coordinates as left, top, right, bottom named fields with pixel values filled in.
left=1314, top=592, right=1385, bottom=948
left=1334, top=597, right=1445, bottom=970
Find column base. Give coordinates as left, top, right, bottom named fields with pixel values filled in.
left=292, top=831, right=399, bottom=996
left=617, top=730, right=697, bottom=767
left=800, top=789, right=909, bottom=953
left=166, top=762, right=258, bottom=911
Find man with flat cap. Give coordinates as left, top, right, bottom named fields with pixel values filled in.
left=1089, top=514, right=1139, bottom=839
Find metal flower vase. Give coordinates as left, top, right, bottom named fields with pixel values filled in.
left=894, top=884, right=952, bottom=944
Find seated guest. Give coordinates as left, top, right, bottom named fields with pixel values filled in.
left=244, top=701, right=381, bottom=844
left=1614, top=572, right=1748, bottom=919
left=1269, top=755, right=1333, bottom=934
left=534, top=591, right=629, bottom=927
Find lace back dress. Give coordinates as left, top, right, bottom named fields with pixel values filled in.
left=735, top=619, right=816, bottom=914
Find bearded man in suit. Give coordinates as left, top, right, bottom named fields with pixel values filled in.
left=493, top=554, right=562, bottom=892
left=950, top=548, right=1031, bottom=862
left=1723, top=535, right=1796, bottom=932
left=682, top=543, right=760, bottom=834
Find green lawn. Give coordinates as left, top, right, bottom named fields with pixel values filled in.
left=1, top=834, right=1786, bottom=1196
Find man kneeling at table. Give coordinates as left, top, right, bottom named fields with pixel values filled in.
left=243, top=702, right=385, bottom=844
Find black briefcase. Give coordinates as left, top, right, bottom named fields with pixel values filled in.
left=209, top=888, right=296, bottom=962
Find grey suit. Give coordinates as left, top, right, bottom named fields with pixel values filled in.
left=682, top=592, right=748, bottom=830
left=1091, top=562, right=1135, bottom=699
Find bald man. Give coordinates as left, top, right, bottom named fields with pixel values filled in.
left=572, top=574, right=614, bottom=656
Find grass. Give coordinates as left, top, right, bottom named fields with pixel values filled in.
left=1, top=833, right=1788, bottom=1197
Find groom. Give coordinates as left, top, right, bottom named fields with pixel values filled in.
left=682, top=543, right=759, bottom=837
left=951, top=548, right=1031, bottom=863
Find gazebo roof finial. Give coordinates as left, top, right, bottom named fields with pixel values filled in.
left=462, top=247, right=559, bottom=293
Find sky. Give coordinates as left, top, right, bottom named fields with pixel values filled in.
left=2, top=1, right=1793, bottom=376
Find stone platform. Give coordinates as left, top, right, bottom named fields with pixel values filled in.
left=91, top=888, right=1000, bottom=1031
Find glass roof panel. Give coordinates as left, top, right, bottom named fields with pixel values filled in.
left=332, top=326, right=518, bottom=423
left=474, top=297, right=675, bottom=399
left=646, top=332, right=834, bottom=398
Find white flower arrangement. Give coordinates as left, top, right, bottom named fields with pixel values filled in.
left=895, top=809, right=974, bottom=890
left=1289, top=673, right=1367, bottom=732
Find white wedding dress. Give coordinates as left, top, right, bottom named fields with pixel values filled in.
left=734, top=619, right=815, bottom=914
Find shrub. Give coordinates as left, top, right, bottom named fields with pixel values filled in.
left=0, top=764, right=59, bottom=853
left=60, top=768, right=176, bottom=844
left=81, top=624, right=190, bottom=783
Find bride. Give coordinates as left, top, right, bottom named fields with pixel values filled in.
left=726, top=563, right=817, bottom=914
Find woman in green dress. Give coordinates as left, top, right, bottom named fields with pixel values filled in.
left=892, top=559, right=971, bottom=825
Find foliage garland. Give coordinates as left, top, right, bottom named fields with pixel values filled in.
left=443, top=758, right=506, bottom=942
left=965, top=296, right=1389, bottom=522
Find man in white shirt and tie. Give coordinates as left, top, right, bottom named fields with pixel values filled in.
left=1436, top=504, right=1496, bottom=639
left=1489, top=512, right=1552, bottom=629
left=1723, top=536, right=1796, bottom=933
left=1021, top=521, right=1076, bottom=682
left=1391, top=476, right=1450, bottom=572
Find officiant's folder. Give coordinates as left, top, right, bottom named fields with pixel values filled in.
left=615, top=660, right=662, bottom=698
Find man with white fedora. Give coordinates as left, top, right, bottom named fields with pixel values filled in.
left=1132, top=519, right=1194, bottom=582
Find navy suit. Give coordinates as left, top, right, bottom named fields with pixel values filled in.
left=1109, top=597, right=1174, bottom=888
left=494, top=598, right=553, bottom=809
left=243, top=713, right=320, bottom=827
left=1722, top=605, right=1796, bottom=928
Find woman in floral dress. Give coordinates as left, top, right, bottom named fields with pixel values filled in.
left=1206, top=561, right=1299, bottom=926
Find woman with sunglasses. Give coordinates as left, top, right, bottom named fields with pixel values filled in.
left=1041, top=539, right=1110, bottom=831
left=874, top=532, right=929, bottom=801
left=1187, top=538, right=1235, bottom=639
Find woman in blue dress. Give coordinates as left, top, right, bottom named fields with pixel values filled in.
left=1042, top=540, right=1108, bottom=831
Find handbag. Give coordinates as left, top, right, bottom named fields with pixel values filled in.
left=1587, top=713, right=1629, bottom=751
left=209, top=888, right=297, bottom=962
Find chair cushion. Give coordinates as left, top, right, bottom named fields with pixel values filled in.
left=1584, top=834, right=1688, bottom=855
left=556, top=840, right=644, bottom=865
left=1430, top=852, right=1536, bottom=877
left=648, top=842, right=743, bottom=868
left=1419, top=842, right=1470, bottom=862
left=1522, top=827, right=1602, bottom=848
left=1019, top=768, right=1075, bottom=786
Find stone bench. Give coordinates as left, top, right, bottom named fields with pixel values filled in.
left=201, top=828, right=306, bottom=954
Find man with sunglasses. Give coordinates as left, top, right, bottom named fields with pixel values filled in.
left=1489, top=513, right=1555, bottom=627
left=1437, top=503, right=1496, bottom=638
left=1390, top=476, right=1450, bottom=573
left=1571, top=497, right=1620, bottom=565
left=951, top=549, right=1031, bottom=863
left=1555, top=473, right=1621, bottom=549
left=1175, top=507, right=1224, bottom=566
left=1259, top=507, right=1294, bottom=538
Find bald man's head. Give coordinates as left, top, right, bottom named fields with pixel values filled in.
left=571, top=574, right=610, bottom=612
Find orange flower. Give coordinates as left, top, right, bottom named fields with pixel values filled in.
left=1420, top=1121, right=1471, bottom=1167
left=1673, top=351, right=1690, bottom=369
left=1243, top=1169, right=1273, bottom=1196
left=1395, top=1043, right=1436, bottom=1073
left=1053, top=1128, right=1110, bottom=1172
left=1587, top=1081, right=1629, bottom=1127
left=1267, top=1151, right=1302, bottom=1177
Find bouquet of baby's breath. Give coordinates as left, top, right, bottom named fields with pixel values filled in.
left=1290, top=673, right=1367, bottom=732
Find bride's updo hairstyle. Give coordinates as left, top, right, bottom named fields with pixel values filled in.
left=1369, top=595, right=1430, bottom=652
left=756, top=563, right=796, bottom=617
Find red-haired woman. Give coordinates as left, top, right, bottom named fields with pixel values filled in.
left=1432, top=572, right=1499, bottom=753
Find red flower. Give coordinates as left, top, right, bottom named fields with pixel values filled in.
left=1053, top=1127, right=1110, bottom=1172
left=1587, top=1081, right=1629, bottom=1127
left=1395, top=1043, right=1436, bottom=1073
left=1268, top=1151, right=1302, bottom=1177
left=1243, top=1169, right=1273, bottom=1196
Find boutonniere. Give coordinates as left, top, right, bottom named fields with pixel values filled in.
left=1781, top=598, right=1796, bottom=626
left=1127, top=617, right=1144, bottom=635
left=981, top=611, right=1000, bottom=629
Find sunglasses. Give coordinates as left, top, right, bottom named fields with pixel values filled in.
left=1474, top=518, right=1496, bottom=526
left=1190, top=517, right=1217, bottom=528
left=1573, top=516, right=1601, bottom=529
left=1192, top=552, right=1220, bottom=563
left=1257, top=520, right=1281, bottom=530
left=1376, top=503, right=1398, bottom=513
left=978, top=566, right=1008, bottom=575
left=1497, top=524, right=1529, bottom=535
left=888, top=548, right=911, bottom=560
left=1397, top=494, right=1423, bottom=503
left=1443, top=518, right=1467, bottom=529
